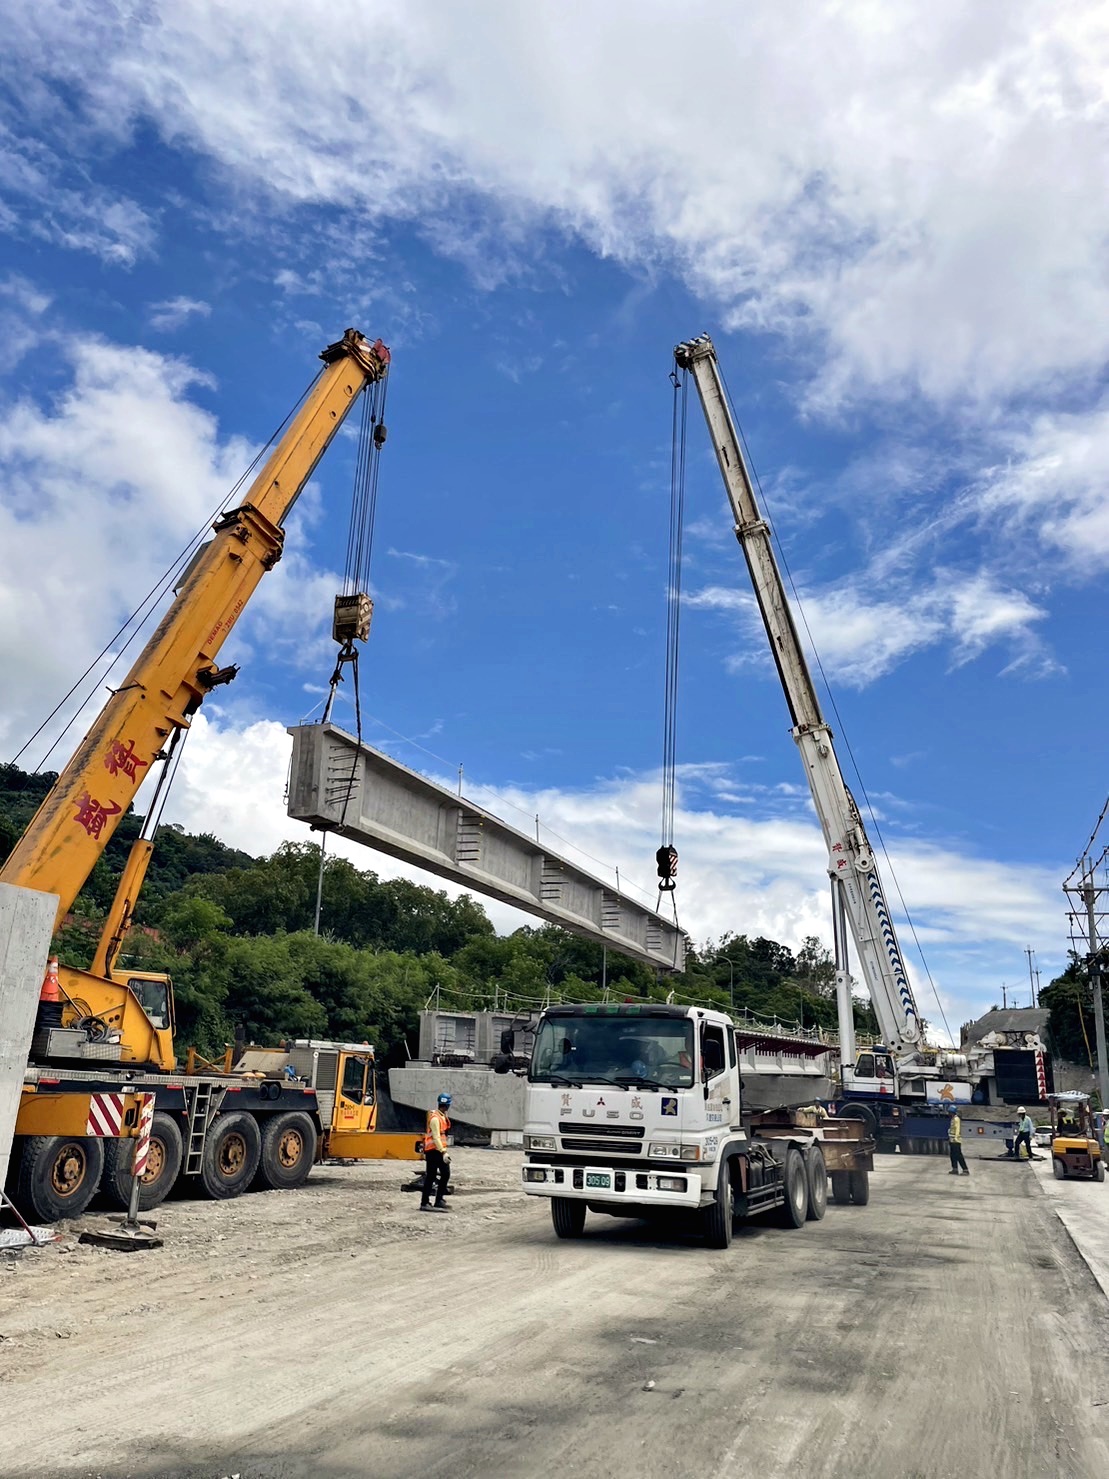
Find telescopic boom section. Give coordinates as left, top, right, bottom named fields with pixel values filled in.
left=674, top=334, right=921, bottom=1053
left=1, top=330, right=390, bottom=925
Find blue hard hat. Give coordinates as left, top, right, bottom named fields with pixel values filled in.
left=437, top=1093, right=452, bottom=1108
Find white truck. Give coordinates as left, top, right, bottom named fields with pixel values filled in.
left=521, top=1001, right=873, bottom=1247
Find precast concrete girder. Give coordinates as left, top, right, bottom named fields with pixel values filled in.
left=286, top=723, right=686, bottom=971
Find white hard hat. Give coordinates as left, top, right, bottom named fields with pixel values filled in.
left=1018, top=1106, right=1026, bottom=1115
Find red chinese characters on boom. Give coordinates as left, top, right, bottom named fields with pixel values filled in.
left=73, top=792, right=122, bottom=841
left=104, top=738, right=149, bottom=784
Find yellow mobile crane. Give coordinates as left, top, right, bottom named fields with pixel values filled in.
left=4, top=330, right=416, bottom=1223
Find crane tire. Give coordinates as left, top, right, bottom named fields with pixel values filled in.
left=836, top=1102, right=877, bottom=1139
left=848, top=1169, right=870, bottom=1206
left=1053, top=1157, right=1066, bottom=1180
left=15, top=1135, right=105, bottom=1223
left=551, top=1197, right=587, bottom=1239
left=1096, top=1161, right=1106, bottom=1184
left=102, top=1111, right=183, bottom=1211
left=200, top=1111, right=261, bottom=1200
left=702, top=1169, right=735, bottom=1248
left=805, top=1144, right=828, bottom=1221
left=776, top=1148, right=808, bottom=1229
left=254, top=1111, right=318, bottom=1191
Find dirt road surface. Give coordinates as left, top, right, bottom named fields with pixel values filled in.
left=1, top=1149, right=1107, bottom=1479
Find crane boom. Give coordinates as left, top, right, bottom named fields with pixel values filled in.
left=1, top=329, right=390, bottom=926
left=674, top=334, right=921, bottom=1059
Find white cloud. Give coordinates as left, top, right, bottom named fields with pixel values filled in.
left=7, top=1, right=1109, bottom=408
left=686, top=568, right=1048, bottom=686
left=149, top=296, right=211, bottom=332
left=978, top=402, right=1109, bottom=572
left=163, top=712, right=1066, bottom=1039
left=0, top=122, right=155, bottom=266
left=0, top=322, right=351, bottom=756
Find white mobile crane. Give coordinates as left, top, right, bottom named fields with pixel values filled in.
left=674, top=334, right=975, bottom=1150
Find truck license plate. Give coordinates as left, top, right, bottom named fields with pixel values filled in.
left=586, top=1172, right=610, bottom=1188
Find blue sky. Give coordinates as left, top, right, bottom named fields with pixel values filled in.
left=3, top=1, right=1109, bottom=1038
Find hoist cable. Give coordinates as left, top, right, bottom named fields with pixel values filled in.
left=661, top=368, right=687, bottom=847
left=715, top=361, right=953, bottom=1045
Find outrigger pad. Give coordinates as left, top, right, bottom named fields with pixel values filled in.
left=78, top=1227, right=163, bottom=1252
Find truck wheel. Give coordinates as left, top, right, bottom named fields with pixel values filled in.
left=776, top=1147, right=808, bottom=1228
left=255, top=1111, right=318, bottom=1191
left=551, top=1197, right=586, bottom=1238
left=848, top=1169, right=870, bottom=1206
left=102, top=1112, right=183, bottom=1211
left=200, top=1112, right=261, bottom=1200
left=702, top=1169, right=734, bottom=1248
left=15, top=1136, right=105, bottom=1223
left=829, top=1171, right=850, bottom=1203
left=805, top=1145, right=827, bottom=1221
left=1053, top=1157, right=1066, bottom=1180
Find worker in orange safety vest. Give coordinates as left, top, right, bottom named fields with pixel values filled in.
left=420, top=1093, right=452, bottom=1213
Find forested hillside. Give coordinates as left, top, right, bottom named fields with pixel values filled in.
left=1, top=762, right=876, bottom=1064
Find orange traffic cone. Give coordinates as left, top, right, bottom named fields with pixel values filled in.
left=40, top=956, right=61, bottom=1003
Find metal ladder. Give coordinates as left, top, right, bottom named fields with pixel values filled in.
left=183, top=1082, right=216, bottom=1176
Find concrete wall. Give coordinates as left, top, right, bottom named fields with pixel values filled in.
left=0, top=883, right=59, bottom=1187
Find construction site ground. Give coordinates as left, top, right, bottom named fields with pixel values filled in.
left=1, top=1147, right=1107, bottom=1479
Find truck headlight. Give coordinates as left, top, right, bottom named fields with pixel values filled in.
left=656, top=1175, right=687, bottom=1192
left=649, top=1142, right=702, bottom=1161
left=525, top=1135, right=556, bottom=1151
left=524, top=1167, right=549, bottom=1182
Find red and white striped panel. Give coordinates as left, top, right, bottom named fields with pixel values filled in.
left=85, top=1093, right=127, bottom=1138
left=1035, top=1049, right=1048, bottom=1101
left=131, top=1094, right=155, bottom=1178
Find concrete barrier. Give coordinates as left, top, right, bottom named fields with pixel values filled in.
left=0, top=883, right=59, bottom=1187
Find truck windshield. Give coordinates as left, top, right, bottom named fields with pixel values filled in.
left=530, top=1016, right=694, bottom=1089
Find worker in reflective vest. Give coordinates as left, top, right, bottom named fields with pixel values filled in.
left=420, top=1093, right=452, bottom=1213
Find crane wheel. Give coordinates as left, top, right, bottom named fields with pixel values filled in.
left=102, top=1112, right=183, bottom=1212
left=551, top=1197, right=587, bottom=1239
left=829, top=1171, right=851, bottom=1204
left=1053, top=1157, right=1066, bottom=1180
left=805, top=1144, right=828, bottom=1221
left=15, top=1135, right=106, bottom=1223
left=1096, top=1161, right=1106, bottom=1184
left=200, top=1111, right=262, bottom=1200
left=776, top=1147, right=808, bottom=1228
left=254, top=1111, right=318, bottom=1191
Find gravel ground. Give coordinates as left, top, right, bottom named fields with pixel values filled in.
left=1, top=1150, right=1108, bottom=1479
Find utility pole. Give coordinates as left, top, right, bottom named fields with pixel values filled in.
left=1001, top=981, right=1008, bottom=1010
left=1066, top=855, right=1109, bottom=1110
left=1025, top=948, right=1038, bottom=1007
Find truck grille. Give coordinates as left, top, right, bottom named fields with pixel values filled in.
left=559, top=1123, right=645, bottom=1138
left=561, top=1138, right=642, bottom=1156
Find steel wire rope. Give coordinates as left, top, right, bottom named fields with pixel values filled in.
left=10, top=369, right=324, bottom=775
left=661, top=368, right=687, bottom=853
left=1064, top=798, right=1109, bottom=887
left=715, top=361, right=954, bottom=1045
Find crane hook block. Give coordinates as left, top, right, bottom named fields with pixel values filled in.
left=656, top=845, right=678, bottom=890
left=333, top=592, right=374, bottom=644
